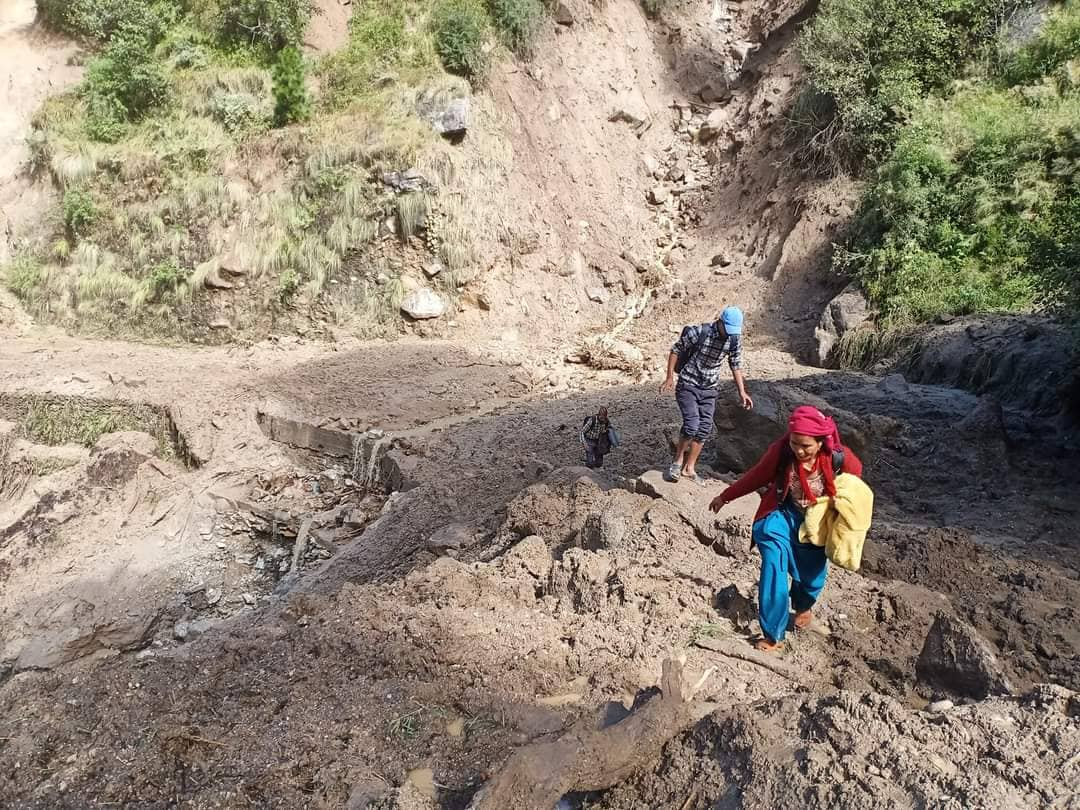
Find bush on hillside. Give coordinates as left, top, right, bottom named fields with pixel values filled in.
left=795, top=0, right=1010, bottom=170
left=432, top=0, right=491, bottom=78
left=318, top=3, right=421, bottom=106
left=82, top=16, right=173, bottom=142
left=38, top=0, right=178, bottom=40
left=999, top=0, right=1080, bottom=86
left=272, top=46, right=310, bottom=126
left=196, top=0, right=315, bottom=52
left=839, top=6, right=1080, bottom=328
left=62, top=188, right=97, bottom=237
left=489, top=0, right=544, bottom=54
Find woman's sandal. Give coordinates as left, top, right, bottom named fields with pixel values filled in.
left=794, top=610, right=813, bottom=630
left=754, top=637, right=782, bottom=653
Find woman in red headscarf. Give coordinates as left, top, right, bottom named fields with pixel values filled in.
left=708, top=405, right=863, bottom=651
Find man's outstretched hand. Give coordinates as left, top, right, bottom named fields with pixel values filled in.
left=708, top=495, right=725, bottom=513
left=741, top=392, right=754, bottom=410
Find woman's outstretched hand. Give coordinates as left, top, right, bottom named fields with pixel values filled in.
left=708, top=495, right=725, bottom=513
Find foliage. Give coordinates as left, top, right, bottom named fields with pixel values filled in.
left=272, top=46, right=310, bottom=126
left=432, top=0, right=491, bottom=78
left=62, top=187, right=97, bottom=237
left=211, top=91, right=269, bottom=133
left=488, top=0, right=544, bottom=54
left=38, top=0, right=179, bottom=40
left=999, top=1, right=1080, bottom=85
left=795, top=0, right=1011, bottom=169
left=82, top=10, right=173, bottom=142
left=318, top=2, right=440, bottom=108
left=4, top=255, right=45, bottom=304
left=840, top=1, right=1080, bottom=327
left=277, top=268, right=301, bottom=302
left=196, top=0, right=315, bottom=51
left=146, top=259, right=188, bottom=302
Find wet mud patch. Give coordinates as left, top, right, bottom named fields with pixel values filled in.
left=863, top=525, right=1080, bottom=692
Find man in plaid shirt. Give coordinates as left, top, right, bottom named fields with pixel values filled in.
left=659, top=306, right=753, bottom=484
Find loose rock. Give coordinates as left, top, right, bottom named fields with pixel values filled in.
left=552, top=1, right=574, bottom=25
left=428, top=97, right=469, bottom=140
left=586, top=287, right=610, bottom=304
left=916, top=612, right=1015, bottom=700
left=648, top=186, right=670, bottom=205
left=698, top=108, right=729, bottom=142
left=401, top=289, right=447, bottom=320
left=814, top=284, right=872, bottom=366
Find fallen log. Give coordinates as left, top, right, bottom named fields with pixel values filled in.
left=468, top=657, right=715, bottom=810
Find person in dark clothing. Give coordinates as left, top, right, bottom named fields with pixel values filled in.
left=659, top=306, right=753, bottom=484
left=580, top=407, right=619, bottom=468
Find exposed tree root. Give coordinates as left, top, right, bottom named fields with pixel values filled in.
left=468, top=657, right=715, bottom=810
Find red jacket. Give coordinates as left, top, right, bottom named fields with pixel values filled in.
left=718, top=439, right=864, bottom=523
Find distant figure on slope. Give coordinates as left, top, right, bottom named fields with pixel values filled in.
left=659, top=306, right=753, bottom=484
left=708, top=406, right=865, bottom=652
left=580, top=407, right=620, bottom=469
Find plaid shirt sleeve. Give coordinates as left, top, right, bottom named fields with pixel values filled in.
left=671, top=324, right=699, bottom=356
left=727, top=335, right=743, bottom=371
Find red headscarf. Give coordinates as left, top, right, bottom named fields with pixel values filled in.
left=786, top=405, right=842, bottom=501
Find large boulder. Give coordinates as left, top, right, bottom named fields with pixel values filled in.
left=401, top=289, right=447, bottom=320
left=425, top=96, right=469, bottom=140
left=14, top=609, right=160, bottom=671
left=814, top=284, right=872, bottom=367
left=712, top=382, right=869, bottom=473
left=916, top=612, right=1014, bottom=699
left=698, top=108, right=730, bottom=142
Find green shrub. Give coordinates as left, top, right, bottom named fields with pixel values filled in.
left=999, top=0, right=1080, bottom=86
left=795, top=0, right=1008, bottom=169
left=841, top=83, right=1079, bottom=325
left=318, top=3, right=440, bottom=107
left=278, top=268, right=301, bottom=302
left=199, top=0, right=314, bottom=51
left=432, top=0, right=491, bottom=78
left=62, top=188, right=97, bottom=237
left=81, top=13, right=172, bottom=141
left=146, top=259, right=188, bottom=301
left=38, top=0, right=179, bottom=40
left=3, top=255, right=45, bottom=303
left=272, top=46, right=310, bottom=126
left=212, top=91, right=269, bottom=133
left=489, top=0, right=544, bottom=54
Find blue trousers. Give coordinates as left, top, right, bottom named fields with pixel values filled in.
left=752, top=500, right=828, bottom=642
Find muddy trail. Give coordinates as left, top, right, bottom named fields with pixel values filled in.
left=1, top=0, right=1080, bottom=808
left=1, top=348, right=1078, bottom=809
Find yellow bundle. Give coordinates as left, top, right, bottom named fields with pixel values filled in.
left=799, top=472, right=874, bottom=571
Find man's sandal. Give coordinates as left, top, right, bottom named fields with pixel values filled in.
left=794, top=610, right=813, bottom=630
left=754, top=637, right=782, bottom=653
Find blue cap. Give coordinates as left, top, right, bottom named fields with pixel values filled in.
left=720, top=306, right=744, bottom=336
